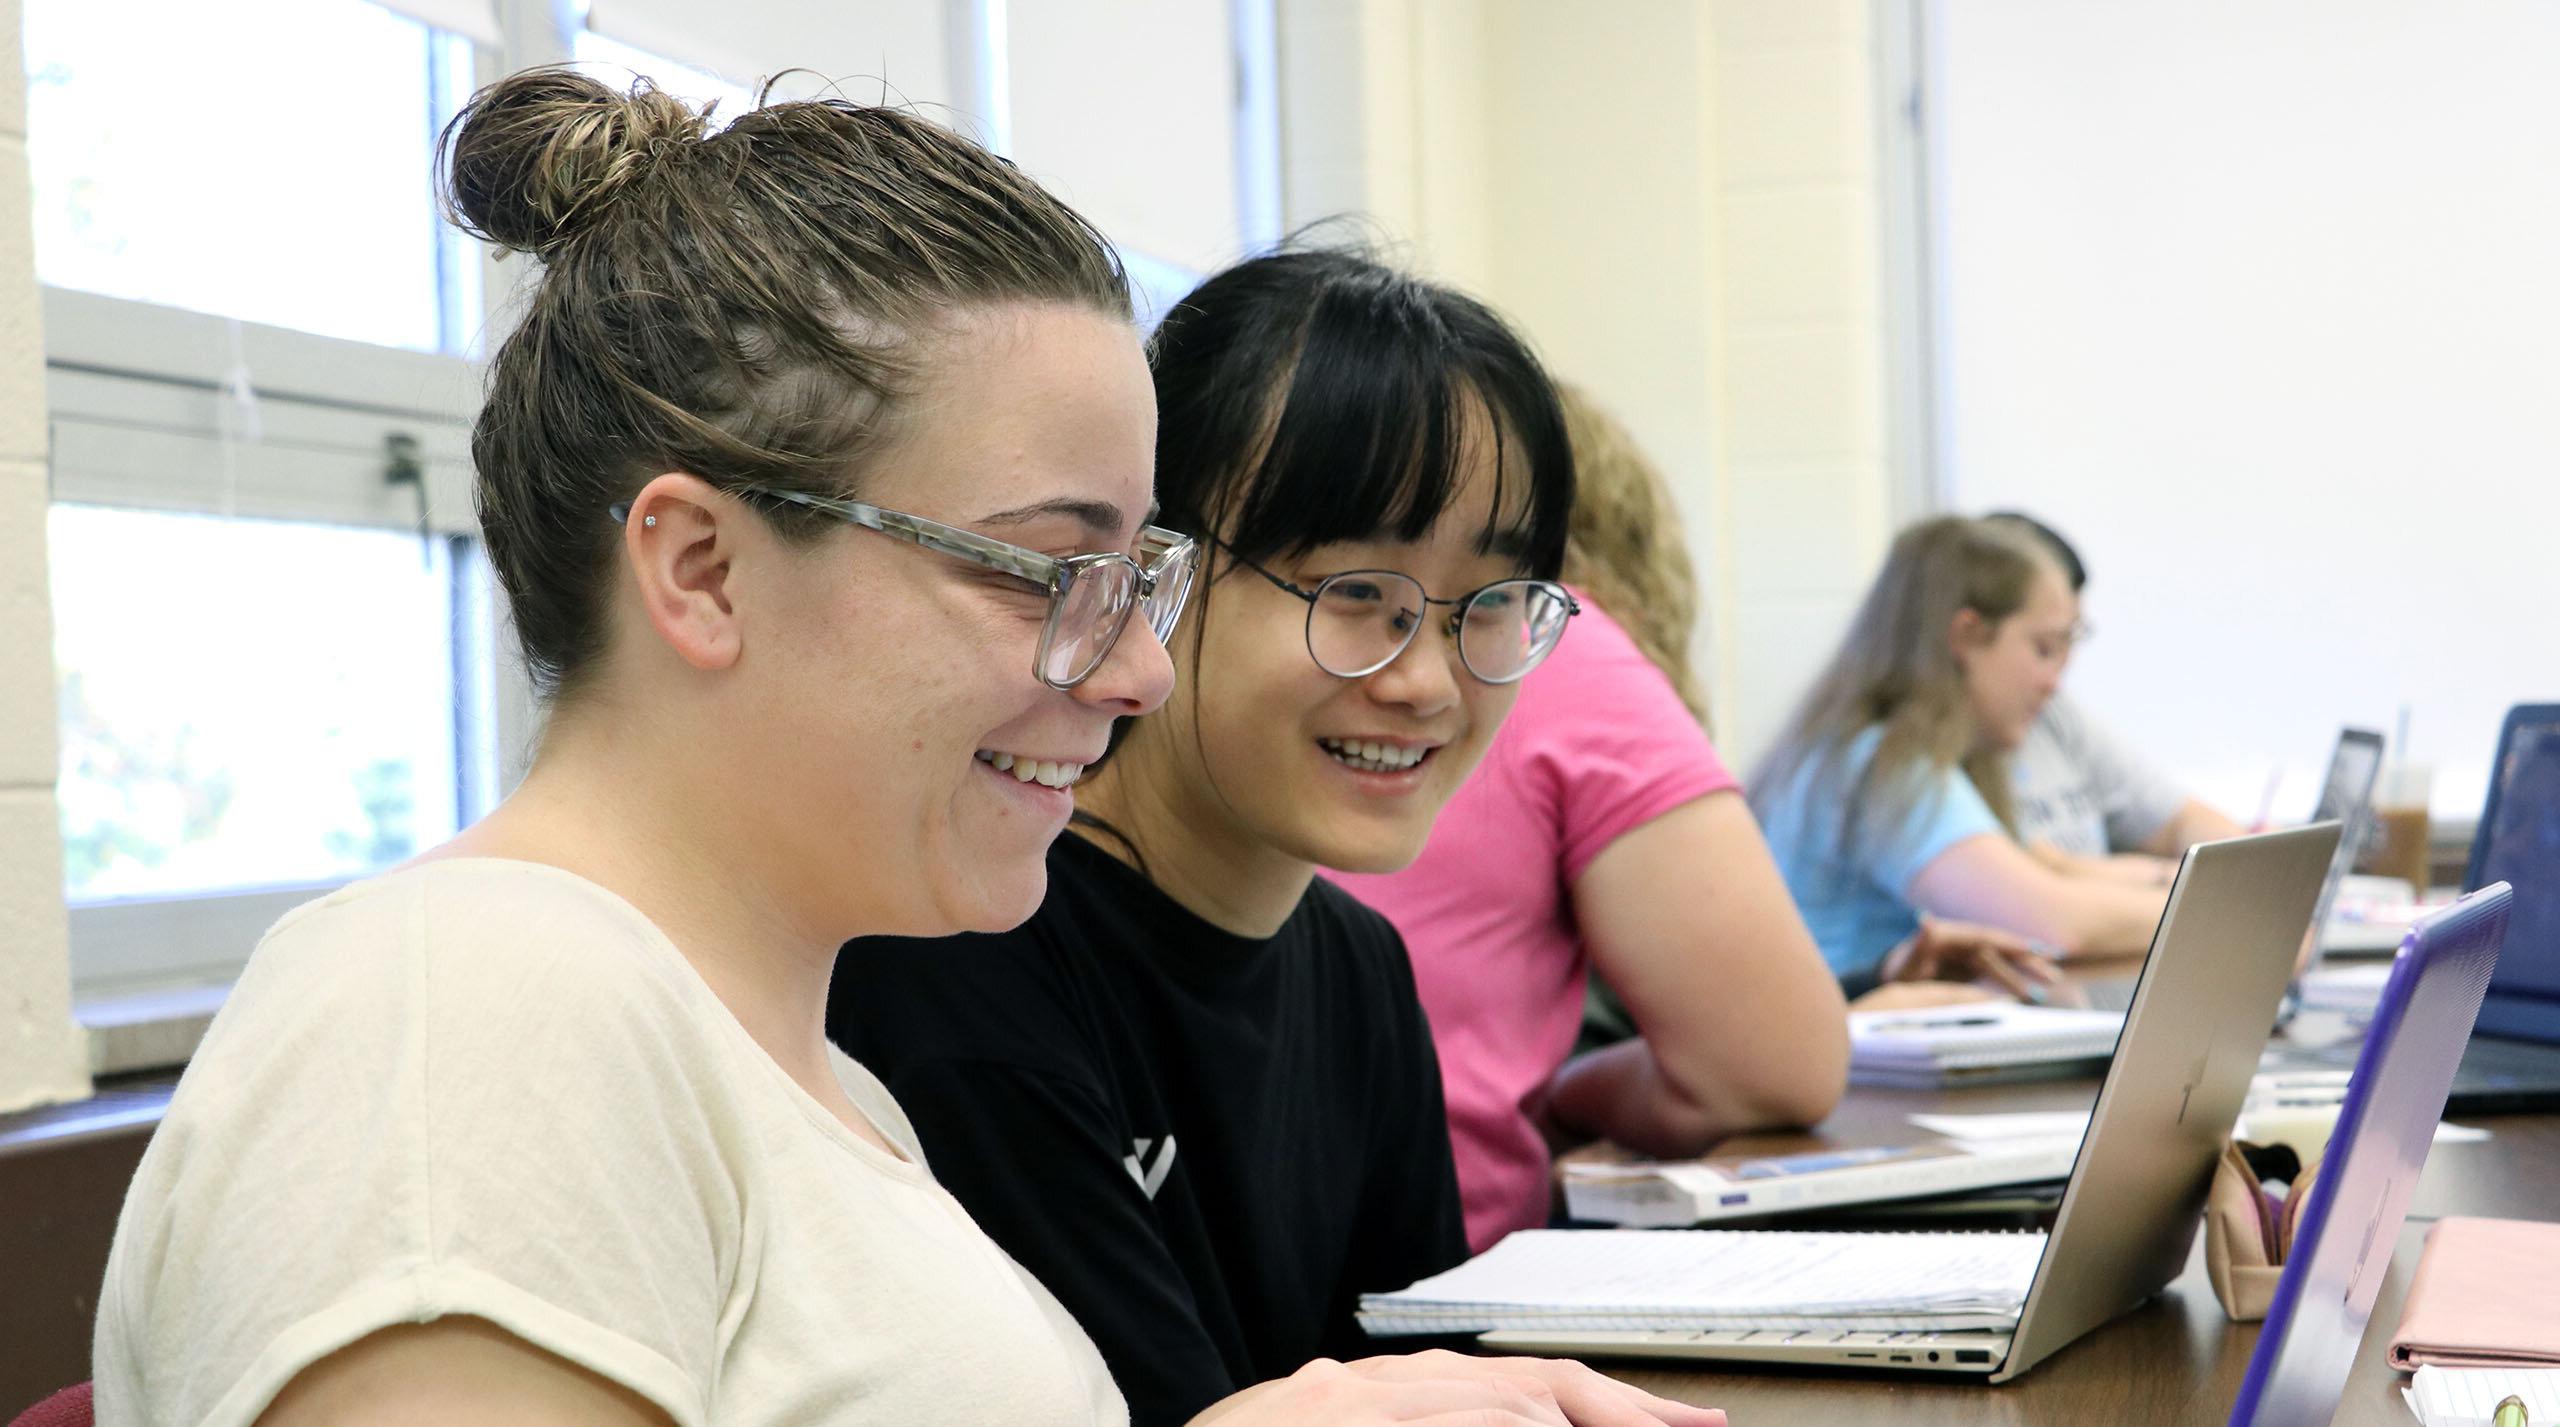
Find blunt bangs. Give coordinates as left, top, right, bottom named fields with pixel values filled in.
left=1150, top=249, right=1574, bottom=580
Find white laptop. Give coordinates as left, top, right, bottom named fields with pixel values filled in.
left=1439, top=826, right=2339, bottom=1382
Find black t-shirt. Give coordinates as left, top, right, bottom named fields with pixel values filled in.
left=827, top=830, right=1468, bottom=1427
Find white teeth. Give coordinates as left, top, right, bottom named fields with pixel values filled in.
left=1320, top=738, right=1429, bottom=773
left=979, top=749, right=1082, bottom=789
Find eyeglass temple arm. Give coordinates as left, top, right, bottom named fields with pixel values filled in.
left=756, top=488, right=1062, bottom=588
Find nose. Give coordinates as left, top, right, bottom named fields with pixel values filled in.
left=1361, top=623, right=1465, bottom=719
left=1073, top=613, right=1176, bottom=715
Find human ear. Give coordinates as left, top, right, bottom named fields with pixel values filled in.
left=1946, top=607, right=1992, bottom=667
left=623, top=472, right=743, bottom=673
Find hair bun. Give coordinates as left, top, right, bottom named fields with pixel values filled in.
left=441, top=67, right=706, bottom=259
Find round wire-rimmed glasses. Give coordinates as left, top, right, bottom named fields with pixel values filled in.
left=611, top=487, right=1199, bottom=690
left=1218, top=544, right=1579, bottom=684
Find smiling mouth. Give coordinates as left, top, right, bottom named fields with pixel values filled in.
left=975, top=749, right=1086, bottom=790
left=1317, top=737, right=1435, bottom=774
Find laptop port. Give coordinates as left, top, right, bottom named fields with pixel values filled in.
left=1956, top=1350, right=1993, bottom=1364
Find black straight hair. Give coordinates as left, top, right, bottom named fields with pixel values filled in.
left=1149, top=247, right=1574, bottom=578
left=1073, top=248, right=1575, bottom=865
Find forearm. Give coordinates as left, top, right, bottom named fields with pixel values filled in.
left=1913, top=837, right=2168, bottom=958
left=2148, top=798, right=2245, bottom=854
left=2092, top=852, right=2176, bottom=886
left=1545, top=1021, right=1845, bottom=1159
left=2026, top=878, right=2167, bottom=956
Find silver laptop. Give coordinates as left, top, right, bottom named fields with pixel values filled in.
left=1480, top=824, right=2340, bottom=1382
left=2085, top=727, right=2380, bottom=1012
left=2305, top=727, right=2389, bottom=955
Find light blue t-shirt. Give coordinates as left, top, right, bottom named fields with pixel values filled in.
left=1755, top=726, right=2007, bottom=982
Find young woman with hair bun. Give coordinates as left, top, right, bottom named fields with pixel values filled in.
left=91, top=69, right=1717, bottom=1427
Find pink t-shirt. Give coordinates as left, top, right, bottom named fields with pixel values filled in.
left=1326, top=597, right=1738, bottom=1251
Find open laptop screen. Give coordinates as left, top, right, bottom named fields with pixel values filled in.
left=2313, top=729, right=2384, bottom=826
left=2307, top=728, right=2385, bottom=931
left=2466, top=706, right=2560, bottom=1040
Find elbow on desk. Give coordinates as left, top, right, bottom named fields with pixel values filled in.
left=1660, top=1020, right=1850, bottom=1138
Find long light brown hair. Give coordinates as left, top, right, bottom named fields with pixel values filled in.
left=1751, top=516, right=2056, bottom=868
left=1555, top=386, right=1708, bottom=724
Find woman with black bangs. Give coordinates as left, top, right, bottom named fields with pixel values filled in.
left=827, top=250, right=1614, bottom=1427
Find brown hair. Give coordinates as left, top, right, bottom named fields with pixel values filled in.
left=439, top=67, right=1131, bottom=698
left=1554, top=385, right=1707, bottom=725
left=1751, top=516, right=2057, bottom=867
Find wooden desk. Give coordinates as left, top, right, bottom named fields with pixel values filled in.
left=1551, top=1019, right=2560, bottom=1425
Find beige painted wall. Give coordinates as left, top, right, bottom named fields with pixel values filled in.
left=1276, top=0, right=1897, bottom=771
left=0, top=0, right=93, bottom=1116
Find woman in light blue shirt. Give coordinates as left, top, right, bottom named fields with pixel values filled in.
left=1753, top=517, right=2172, bottom=991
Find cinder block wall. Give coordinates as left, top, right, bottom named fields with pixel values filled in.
left=0, top=0, right=95, bottom=1116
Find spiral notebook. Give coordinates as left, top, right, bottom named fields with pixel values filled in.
left=1356, top=1228, right=2044, bottom=1337
left=1848, top=1003, right=2127, bottom=1088
left=2405, top=1367, right=2560, bottom=1427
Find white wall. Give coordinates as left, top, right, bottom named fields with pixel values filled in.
left=1007, top=0, right=1244, bottom=271
left=1273, top=0, right=1901, bottom=770
left=0, top=0, right=92, bottom=1115
left=1930, top=0, right=2560, bottom=822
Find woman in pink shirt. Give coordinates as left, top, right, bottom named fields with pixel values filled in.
left=1330, top=390, right=1853, bottom=1251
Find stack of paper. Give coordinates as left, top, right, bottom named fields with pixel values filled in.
left=1849, top=1004, right=2125, bottom=1088
left=2404, top=1366, right=2560, bottom=1426
left=1357, top=1228, right=2045, bottom=1337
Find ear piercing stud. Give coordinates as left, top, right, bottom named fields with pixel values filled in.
left=644, top=515, right=657, bottom=527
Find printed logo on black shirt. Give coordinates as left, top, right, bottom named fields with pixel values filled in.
left=1124, top=1136, right=1177, bottom=1199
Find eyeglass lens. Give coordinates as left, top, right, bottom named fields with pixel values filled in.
left=1307, top=572, right=1571, bottom=682
left=1038, top=538, right=1200, bottom=688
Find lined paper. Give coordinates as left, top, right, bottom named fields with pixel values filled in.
left=2405, top=1367, right=2560, bottom=1426
left=1359, top=1228, right=2044, bottom=1336
left=1909, top=1110, right=2093, bottom=1142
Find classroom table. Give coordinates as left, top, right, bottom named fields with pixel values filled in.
left=1551, top=971, right=2560, bottom=1426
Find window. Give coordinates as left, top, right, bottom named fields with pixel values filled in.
left=26, top=0, right=507, bottom=999
left=51, top=506, right=476, bottom=902
left=22, top=0, right=482, bottom=354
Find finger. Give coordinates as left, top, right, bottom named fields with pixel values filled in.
left=1494, top=1359, right=1730, bottom=1427
left=2001, top=943, right=2064, bottom=983
left=1879, top=932, right=1923, bottom=982
left=1972, top=952, right=2040, bottom=1001
left=1313, top=1365, right=1572, bottom=1427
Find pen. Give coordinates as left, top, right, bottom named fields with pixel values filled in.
left=1867, top=1016, right=2003, bottom=1033
left=2494, top=1393, right=2525, bottom=1427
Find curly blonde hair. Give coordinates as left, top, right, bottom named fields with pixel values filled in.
left=1556, top=385, right=1709, bottom=725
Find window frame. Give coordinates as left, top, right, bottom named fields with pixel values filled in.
left=47, top=0, right=1277, bottom=1008
left=41, top=12, right=543, bottom=1005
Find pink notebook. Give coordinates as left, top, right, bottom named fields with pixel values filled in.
left=2389, top=1217, right=2560, bottom=1370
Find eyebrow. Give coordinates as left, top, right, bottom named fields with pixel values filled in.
left=1476, top=528, right=1534, bottom=562
left=975, top=497, right=1154, bottom=536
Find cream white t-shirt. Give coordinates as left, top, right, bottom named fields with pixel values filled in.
left=93, top=858, right=1128, bottom=1427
